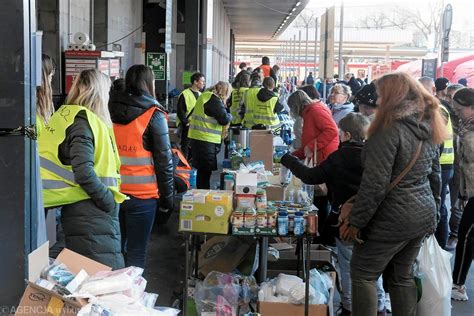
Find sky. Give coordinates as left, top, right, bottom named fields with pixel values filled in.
left=304, top=0, right=474, bottom=32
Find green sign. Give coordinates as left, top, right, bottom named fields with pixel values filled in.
left=182, top=71, right=193, bottom=85
left=146, top=52, right=166, bottom=80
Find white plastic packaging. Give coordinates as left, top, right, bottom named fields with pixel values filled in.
left=275, top=274, right=303, bottom=297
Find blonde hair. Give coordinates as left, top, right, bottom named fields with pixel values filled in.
left=66, top=69, right=112, bottom=126
left=36, top=54, right=55, bottom=123
left=287, top=90, right=313, bottom=118
left=210, top=81, right=232, bottom=101
left=369, top=72, right=446, bottom=144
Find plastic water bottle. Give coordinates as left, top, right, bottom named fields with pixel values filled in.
left=189, top=168, right=197, bottom=189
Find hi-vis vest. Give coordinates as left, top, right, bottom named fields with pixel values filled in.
left=188, top=91, right=224, bottom=144
left=230, top=87, right=248, bottom=125
left=177, top=88, right=198, bottom=127
left=242, top=87, right=261, bottom=128
left=39, top=105, right=126, bottom=208
left=113, top=106, right=167, bottom=199
left=244, top=88, right=280, bottom=130
left=440, top=104, right=454, bottom=165
left=172, top=148, right=191, bottom=189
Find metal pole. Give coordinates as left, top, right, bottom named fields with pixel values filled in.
left=298, top=30, right=302, bottom=83
left=293, top=34, right=297, bottom=83
left=338, top=1, right=344, bottom=78
left=314, top=17, right=318, bottom=76
left=90, top=0, right=94, bottom=44
left=305, top=23, right=309, bottom=80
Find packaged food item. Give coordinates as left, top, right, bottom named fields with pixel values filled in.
left=307, top=212, right=318, bottom=235
left=294, top=212, right=305, bottom=236
left=244, top=208, right=256, bottom=229
left=232, top=209, right=244, bottom=228
left=255, top=189, right=267, bottom=210
left=278, top=211, right=289, bottom=236
left=288, top=212, right=295, bottom=233
left=256, top=210, right=267, bottom=228
left=266, top=209, right=277, bottom=228
left=41, top=260, right=75, bottom=287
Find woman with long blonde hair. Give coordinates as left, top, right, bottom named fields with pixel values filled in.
left=188, top=81, right=232, bottom=189
left=36, top=54, right=55, bottom=130
left=341, top=72, right=445, bottom=316
left=39, top=68, right=126, bottom=268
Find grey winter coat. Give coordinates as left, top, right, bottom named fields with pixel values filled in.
left=349, top=111, right=441, bottom=242
left=58, top=112, right=124, bottom=269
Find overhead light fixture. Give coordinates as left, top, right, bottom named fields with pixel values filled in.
left=292, top=7, right=296, bottom=12
left=296, top=1, right=301, bottom=6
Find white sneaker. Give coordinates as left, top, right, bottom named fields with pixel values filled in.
left=451, top=284, right=469, bottom=301
left=385, top=293, right=392, bottom=313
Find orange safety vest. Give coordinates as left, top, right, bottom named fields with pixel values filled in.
left=113, top=106, right=167, bottom=199
left=172, top=148, right=191, bottom=190
left=260, top=64, right=272, bottom=78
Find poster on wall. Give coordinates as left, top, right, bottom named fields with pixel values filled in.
left=146, top=52, right=166, bottom=80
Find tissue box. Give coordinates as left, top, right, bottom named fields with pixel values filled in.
left=179, top=190, right=233, bottom=234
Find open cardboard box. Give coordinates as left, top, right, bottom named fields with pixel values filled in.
left=15, top=242, right=111, bottom=316
left=258, top=272, right=336, bottom=316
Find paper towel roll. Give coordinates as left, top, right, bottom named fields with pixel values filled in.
left=80, top=44, right=87, bottom=51
left=87, top=44, right=96, bottom=51
left=73, top=44, right=81, bottom=51
left=73, top=32, right=90, bottom=45
left=67, top=43, right=74, bottom=51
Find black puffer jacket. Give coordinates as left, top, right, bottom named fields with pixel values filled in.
left=109, top=91, right=174, bottom=210
left=281, top=141, right=364, bottom=210
left=349, top=110, right=441, bottom=242
left=58, top=112, right=124, bottom=269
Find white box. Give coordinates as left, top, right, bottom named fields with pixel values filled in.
left=235, top=173, right=258, bottom=195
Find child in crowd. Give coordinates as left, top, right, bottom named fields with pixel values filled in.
left=281, top=112, right=386, bottom=315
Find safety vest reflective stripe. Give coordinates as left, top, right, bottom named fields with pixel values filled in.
left=42, top=179, right=73, bottom=189
left=443, top=147, right=454, bottom=154
left=188, top=124, right=222, bottom=135
left=121, top=174, right=157, bottom=184
left=40, top=156, right=118, bottom=187
left=190, top=115, right=219, bottom=125
left=120, top=156, right=154, bottom=166
left=253, top=114, right=279, bottom=121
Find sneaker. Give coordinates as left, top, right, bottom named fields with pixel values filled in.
left=385, top=293, right=392, bottom=313
left=452, top=284, right=469, bottom=301
left=446, top=237, right=458, bottom=251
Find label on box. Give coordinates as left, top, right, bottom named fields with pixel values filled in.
left=232, top=226, right=256, bottom=235
left=255, top=227, right=278, bottom=235
left=215, top=206, right=225, bottom=217
left=212, top=195, right=222, bottom=201
left=181, top=204, right=193, bottom=211
left=181, top=219, right=193, bottom=230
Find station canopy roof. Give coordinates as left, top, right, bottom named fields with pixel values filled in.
left=222, top=0, right=309, bottom=40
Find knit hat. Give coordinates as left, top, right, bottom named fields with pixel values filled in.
left=453, top=88, right=474, bottom=106
left=458, top=78, right=468, bottom=87
left=435, top=77, right=449, bottom=92
left=353, top=82, right=377, bottom=108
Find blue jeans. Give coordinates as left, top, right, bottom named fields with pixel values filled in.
left=435, top=167, right=454, bottom=249
left=336, top=238, right=385, bottom=312
left=119, top=196, right=157, bottom=268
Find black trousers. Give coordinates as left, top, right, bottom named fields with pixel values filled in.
left=180, top=124, right=191, bottom=161
left=196, top=169, right=213, bottom=189
left=453, top=198, right=474, bottom=285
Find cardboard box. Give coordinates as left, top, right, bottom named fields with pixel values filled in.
left=235, top=173, right=258, bottom=195
left=250, top=130, right=274, bottom=171
left=179, top=190, right=234, bottom=234
left=198, top=236, right=251, bottom=276
left=16, top=242, right=112, bottom=316
left=265, top=184, right=287, bottom=201
left=258, top=272, right=336, bottom=316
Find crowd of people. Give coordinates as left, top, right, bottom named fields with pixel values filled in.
left=34, top=53, right=473, bottom=315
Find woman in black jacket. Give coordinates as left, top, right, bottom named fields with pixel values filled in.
left=110, top=65, right=174, bottom=268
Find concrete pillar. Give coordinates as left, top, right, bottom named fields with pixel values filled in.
left=185, top=0, right=200, bottom=72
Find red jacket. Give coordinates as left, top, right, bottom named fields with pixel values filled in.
left=259, top=64, right=272, bottom=78
left=292, top=101, right=339, bottom=164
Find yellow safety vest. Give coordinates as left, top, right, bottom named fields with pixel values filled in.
left=440, top=104, right=454, bottom=165
left=187, top=91, right=224, bottom=144
left=242, top=87, right=261, bottom=128
left=36, top=113, right=45, bottom=138
left=244, top=88, right=280, bottom=130
left=177, top=88, right=199, bottom=127
left=230, top=87, right=248, bottom=125
left=39, top=105, right=126, bottom=208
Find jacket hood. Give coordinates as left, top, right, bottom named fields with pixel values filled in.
left=399, top=113, right=432, bottom=141
left=257, top=88, right=277, bottom=102
left=332, top=102, right=354, bottom=112
left=109, top=91, right=158, bottom=124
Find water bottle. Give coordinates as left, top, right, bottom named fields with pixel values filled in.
left=189, top=168, right=197, bottom=189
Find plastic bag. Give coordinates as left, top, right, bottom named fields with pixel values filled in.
left=416, top=235, right=452, bottom=316
left=309, top=269, right=330, bottom=304
left=79, top=266, right=143, bottom=296
left=41, top=259, right=75, bottom=287
left=275, top=274, right=303, bottom=297
left=194, top=271, right=241, bottom=316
